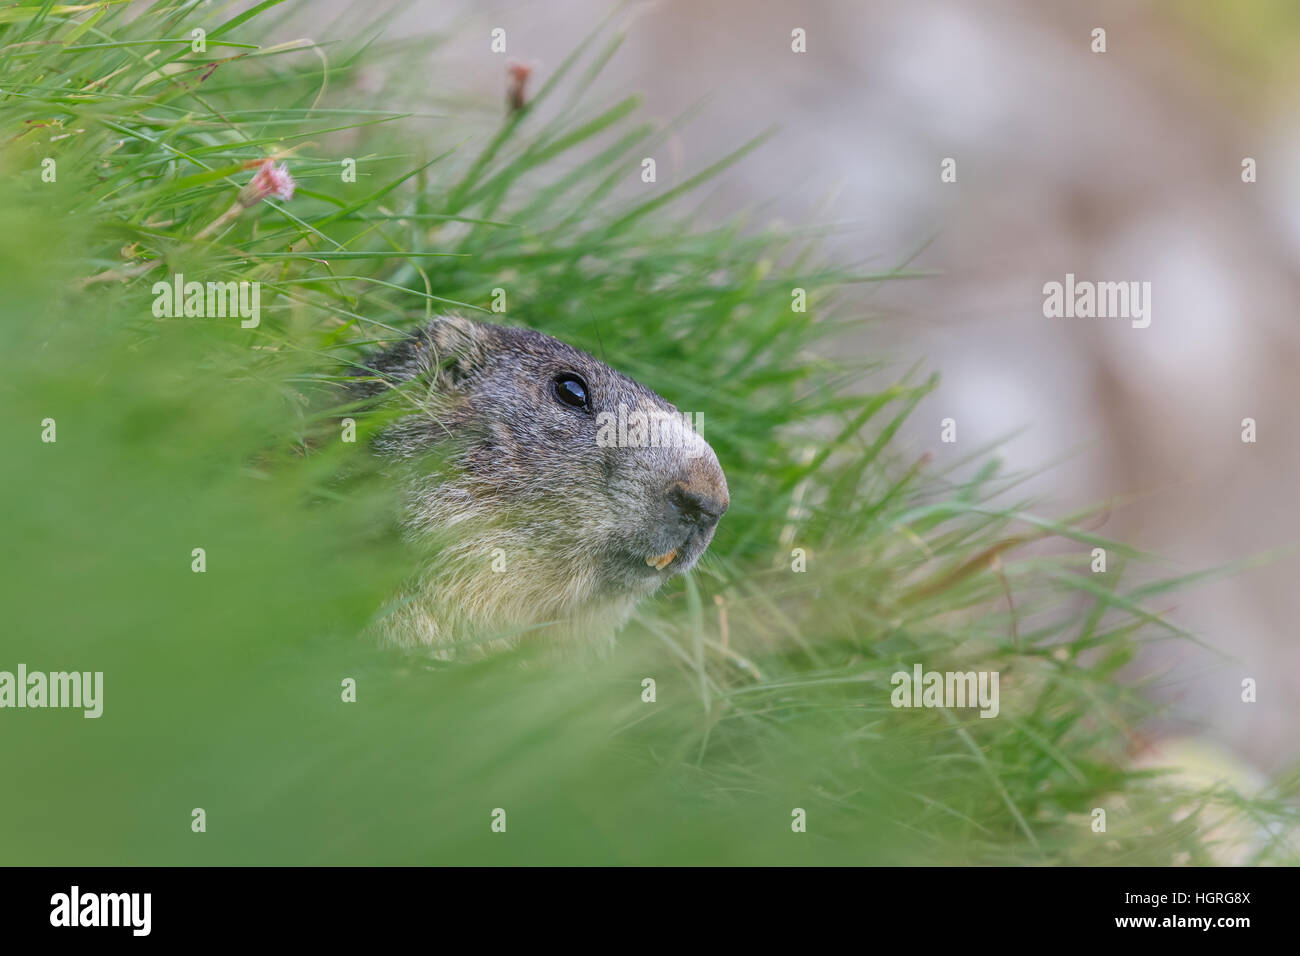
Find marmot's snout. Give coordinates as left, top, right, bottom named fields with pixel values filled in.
left=668, top=464, right=729, bottom=527
left=644, top=453, right=729, bottom=574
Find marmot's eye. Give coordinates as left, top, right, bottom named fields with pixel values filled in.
left=552, top=373, right=590, bottom=410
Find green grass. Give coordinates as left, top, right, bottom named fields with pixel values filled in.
left=0, top=0, right=1295, bottom=865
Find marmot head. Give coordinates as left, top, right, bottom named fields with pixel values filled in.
left=362, top=316, right=728, bottom=648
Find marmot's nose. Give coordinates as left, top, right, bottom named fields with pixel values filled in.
left=667, top=466, right=729, bottom=528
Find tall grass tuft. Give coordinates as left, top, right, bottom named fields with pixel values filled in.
left=0, top=0, right=1294, bottom=864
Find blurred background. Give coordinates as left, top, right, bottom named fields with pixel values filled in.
left=311, top=0, right=1300, bottom=774
left=2, top=0, right=1294, bottom=866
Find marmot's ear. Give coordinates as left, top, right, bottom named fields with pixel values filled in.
left=425, top=315, right=489, bottom=387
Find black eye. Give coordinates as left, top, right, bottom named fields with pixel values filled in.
left=552, top=373, right=590, bottom=410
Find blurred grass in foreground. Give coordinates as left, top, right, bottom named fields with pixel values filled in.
left=0, top=0, right=1295, bottom=865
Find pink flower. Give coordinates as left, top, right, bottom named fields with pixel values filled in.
left=506, top=60, right=534, bottom=112
left=238, top=159, right=295, bottom=208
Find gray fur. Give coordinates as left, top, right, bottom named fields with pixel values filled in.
left=357, top=316, right=728, bottom=652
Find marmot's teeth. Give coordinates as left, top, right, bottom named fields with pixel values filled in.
left=646, top=548, right=678, bottom=570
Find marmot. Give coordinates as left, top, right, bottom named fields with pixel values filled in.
left=355, top=316, right=729, bottom=652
